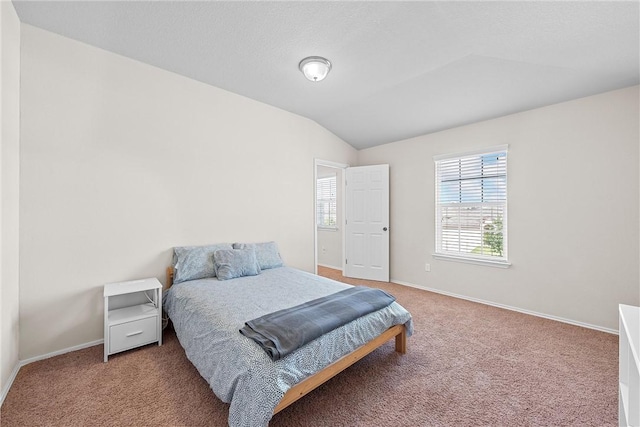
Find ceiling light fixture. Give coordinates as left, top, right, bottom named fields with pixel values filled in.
left=299, top=56, right=332, bottom=82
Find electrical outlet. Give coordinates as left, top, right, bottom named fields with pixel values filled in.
left=322, top=246, right=326, bottom=254
left=425, top=263, right=431, bottom=272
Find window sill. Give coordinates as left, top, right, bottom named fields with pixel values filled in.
left=317, top=227, right=339, bottom=232
left=432, top=253, right=511, bottom=268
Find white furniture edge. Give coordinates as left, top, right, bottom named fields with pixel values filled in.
left=619, top=304, right=640, bottom=426
left=103, top=278, right=162, bottom=296
left=391, top=277, right=617, bottom=335
left=619, top=304, right=640, bottom=369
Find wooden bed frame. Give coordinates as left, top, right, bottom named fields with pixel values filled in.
left=165, top=266, right=407, bottom=415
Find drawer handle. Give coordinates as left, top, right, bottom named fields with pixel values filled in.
left=126, top=331, right=143, bottom=337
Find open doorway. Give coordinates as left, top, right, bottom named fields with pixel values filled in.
left=314, top=159, right=348, bottom=274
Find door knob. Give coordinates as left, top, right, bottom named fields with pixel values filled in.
left=383, top=227, right=388, bottom=231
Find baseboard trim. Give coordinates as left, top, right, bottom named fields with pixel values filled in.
left=390, top=278, right=618, bottom=335
left=0, top=362, right=21, bottom=406
left=1, top=339, right=103, bottom=405
left=318, top=263, right=343, bottom=271
left=19, top=339, right=104, bottom=366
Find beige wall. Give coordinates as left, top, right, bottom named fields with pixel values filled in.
left=1, top=0, right=21, bottom=399
left=317, top=165, right=343, bottom=269
left=358, top=86, right=640, bottom=331
left=19, top=25, right=356, bottom=359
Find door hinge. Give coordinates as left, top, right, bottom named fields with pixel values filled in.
left=345, top=259, right=348, bottom=264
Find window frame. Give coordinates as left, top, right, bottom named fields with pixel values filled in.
left=433, top=145, right=511, bottom=268
left=316, top=174, right=338, bottom=231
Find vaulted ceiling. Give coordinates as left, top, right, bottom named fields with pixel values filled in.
left=13, top=1, right=640, bottom=149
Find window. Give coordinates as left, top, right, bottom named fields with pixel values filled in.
left=317, top=174, right=337, bottom=229
left=434, top=145, right=509, bottom=266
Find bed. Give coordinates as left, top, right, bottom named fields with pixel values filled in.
left=163, top=244, right=413, bottom=426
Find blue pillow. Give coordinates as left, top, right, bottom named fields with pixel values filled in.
left=172, top=243, right=232, bottom=284
left=232, top=241, right=284, bottom=270
left=213, top=247, right=261, bottom=281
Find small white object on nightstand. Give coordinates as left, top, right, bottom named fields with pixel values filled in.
left=103, top=278, right=163, bottom=362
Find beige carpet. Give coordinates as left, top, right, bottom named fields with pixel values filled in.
left=1, top=267, right=618, bottom=426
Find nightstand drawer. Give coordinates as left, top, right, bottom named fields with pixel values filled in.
left=109, top=316, right=158, bottom=354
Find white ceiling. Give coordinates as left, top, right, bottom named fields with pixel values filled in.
left=12, top=1, right=640, bottom=150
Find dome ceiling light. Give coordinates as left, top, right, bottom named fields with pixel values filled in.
left=299, top=56, right=332, bottom=82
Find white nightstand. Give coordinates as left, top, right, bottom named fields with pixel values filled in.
left=103, top=278, right=163, bottom=362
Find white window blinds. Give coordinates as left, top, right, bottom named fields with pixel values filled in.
left=317, top=175, right=337, bottom=228
left=435, top=146, right=508, bottom=263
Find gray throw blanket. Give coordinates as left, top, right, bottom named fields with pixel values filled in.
left=240, top=286, right=396, bottom=361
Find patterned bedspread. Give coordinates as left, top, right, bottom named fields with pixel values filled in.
left=163, top=267, right=414, bottom=427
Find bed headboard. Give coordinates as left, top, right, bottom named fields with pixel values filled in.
left=166, top=266, right=174, bottom=289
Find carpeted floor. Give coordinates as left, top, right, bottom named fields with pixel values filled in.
left=1, top=267, right=618, bottom=426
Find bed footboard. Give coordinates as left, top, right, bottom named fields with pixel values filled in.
left=273, top=323, right=407, bottom=414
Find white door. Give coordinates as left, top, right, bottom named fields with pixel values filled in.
left=344, top=165, right=389, bottom=282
